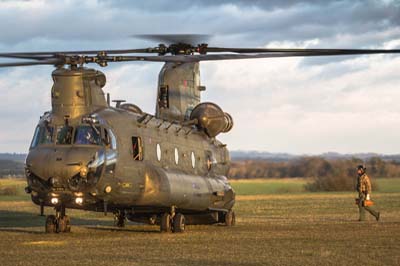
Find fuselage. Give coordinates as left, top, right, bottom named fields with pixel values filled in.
left=26, top=107, right=235, bottom=220
left=25, top=64, right=235, bottom=227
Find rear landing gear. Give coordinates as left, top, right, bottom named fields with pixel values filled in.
left=160, top=211, right=185, bottom=233
left=160, top=213, right=171, bottom=232
left=172, top=213, right=185, bottom=233
left=45, top=206, right=71, bottom=233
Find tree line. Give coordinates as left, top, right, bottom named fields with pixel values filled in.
left=0, top=160, right=25, bottom=177
left=229, top=157, right=400, bottom=191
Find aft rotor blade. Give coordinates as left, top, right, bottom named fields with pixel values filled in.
left=134, top=34, right=211, bottom=45
left=0, top=58, right=63, bottom=68
left=206, top=47, right=400, bottom=54
left=115, top=50, right=400, bottom=63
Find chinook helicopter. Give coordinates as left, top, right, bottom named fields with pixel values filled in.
left=0, top=34, right=399, bottom=233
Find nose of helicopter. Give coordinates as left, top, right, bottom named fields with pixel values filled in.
left=26, top=146, right=103, bottom=191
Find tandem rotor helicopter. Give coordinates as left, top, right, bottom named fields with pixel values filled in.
left=0, top=34, right=399, bottom=233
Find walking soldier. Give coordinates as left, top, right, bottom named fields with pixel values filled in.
left=356, top=165, right=380, bottom=221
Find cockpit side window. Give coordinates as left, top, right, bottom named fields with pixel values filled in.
left=104, top=128, right=117, bottom=150
left=30, top=126, right=40, bottom=148
left=56, top=125, right=73, bottom=145
left=30, top=126, right=54, bottom=148
left=74, top=125, right=101, bottom=145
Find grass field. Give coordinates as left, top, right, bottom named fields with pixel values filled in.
left=0, top=178, right=399, bottom=266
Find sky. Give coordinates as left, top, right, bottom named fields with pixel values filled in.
left=0, top=0, right=400, bottom=154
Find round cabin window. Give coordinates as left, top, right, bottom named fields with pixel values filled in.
left=174, top=148, right=179, bottom=165
left=156, top=143, right=162, bottom=161
left=191, top=151, right=196, bottom=168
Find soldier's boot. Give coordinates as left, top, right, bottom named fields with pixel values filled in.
left=365, top=206, right=380, bottom=221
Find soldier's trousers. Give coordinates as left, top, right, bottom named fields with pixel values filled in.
left=358, top=194, right=379, bottom=221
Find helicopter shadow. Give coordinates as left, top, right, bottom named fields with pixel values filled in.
left=0, top=209, right=117, bottom=234
left=84, top=225, right=160, bottom=234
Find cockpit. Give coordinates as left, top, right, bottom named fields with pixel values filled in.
left=27, top=119, right=118, bottom=194
left=30, top=124, right=116, bottom=149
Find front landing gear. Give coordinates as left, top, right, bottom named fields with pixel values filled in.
left=45, top=206, right=71, bottom=233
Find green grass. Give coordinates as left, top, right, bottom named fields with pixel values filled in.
left=231, top=178, right=307, bottom=195
left=0, top=178, right=30, bottom=201
left=375, top=178, right=400, bottom=193
left=0, top=178, right=399, bottom=266
left=230, top=177, right=400, bottom=195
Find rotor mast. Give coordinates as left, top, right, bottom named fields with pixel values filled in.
left=156, top=62, right=204, bottom=122
left=51, top=67, right=108, bottom=121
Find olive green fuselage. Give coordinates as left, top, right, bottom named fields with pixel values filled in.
left=25, top=64, right=235, bottom=225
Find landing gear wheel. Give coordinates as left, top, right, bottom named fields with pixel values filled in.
left=224, top=210, right=236, bottom=226
left=172, top=213, right=185, bottom=233
left=160, top=213, right=171, bottom=232
left=59, top=215, right=71, bottom=233
left=65, top=216, right=71, bottom=232
left=45, top=215, right=56, bottom=233
left=45, top=206, right=72, bottom=233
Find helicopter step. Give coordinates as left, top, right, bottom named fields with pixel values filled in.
left=45, top=205, right=71, bottom=233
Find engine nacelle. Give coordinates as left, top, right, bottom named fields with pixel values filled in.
left=190, top=102, right=234, bottom=137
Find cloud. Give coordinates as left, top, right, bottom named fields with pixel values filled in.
left=0, top=0, right=399, bottom=47
left=201, top=51, right=400, bottom=154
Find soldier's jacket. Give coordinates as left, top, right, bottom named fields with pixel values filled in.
left=357, top=173, right=372, bottom=195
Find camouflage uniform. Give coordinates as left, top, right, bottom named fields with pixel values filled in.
left=357, top=173, right=380, bottom=221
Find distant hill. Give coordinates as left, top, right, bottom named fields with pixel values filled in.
left=230, top=150, right=400, bottom=162
left=230, top=151, right=297, bottom=162
left=0, top=159, right=25, bottom=177
left=0, top=153, right=26, bottom=163
left=0, top=154, right=26, bottom=177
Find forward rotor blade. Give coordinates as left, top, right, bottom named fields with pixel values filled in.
left=0, top=48, right=151, bottom=57
left=0, top=54, right=55, bottom=60
left=0, top=58, right=63, bottom=68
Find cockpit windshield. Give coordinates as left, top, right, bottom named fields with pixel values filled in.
left=30, top=122, right=114, bottom=148
left=56, top=125, right=73, bottom=145
left=74, top=125, right=102, bottom=145
left=30, top=126, right=54, bottom=148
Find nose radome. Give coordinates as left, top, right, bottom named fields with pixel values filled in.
left=26, top=147, right=101, bottom=183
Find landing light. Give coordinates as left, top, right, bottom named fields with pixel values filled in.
left=80, top=166, right=88, bottom=178
left=104, top=186, right=112, bottom=194
left=51, top=198, right=59, bottom=205
left=75, top=197, right=84, bottom=205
